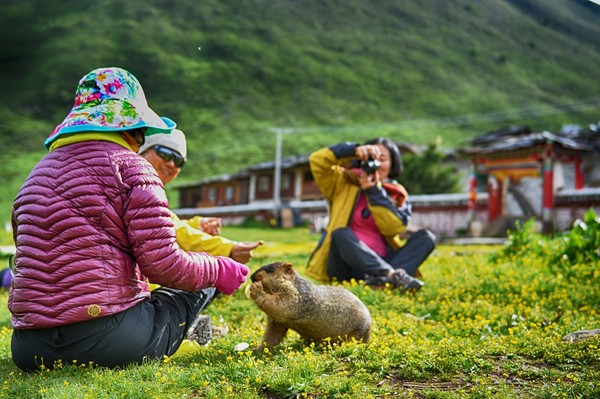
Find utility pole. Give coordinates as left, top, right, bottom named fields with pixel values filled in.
left=268, top=127, right=293, bottom=214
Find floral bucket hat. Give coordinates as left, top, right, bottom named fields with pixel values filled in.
left=45, top=67, right=175, bottom=149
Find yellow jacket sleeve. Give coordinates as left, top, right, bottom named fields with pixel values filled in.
left=171, top=212, right=234, bottom=257
left=309, top=143, right=358, bottom=201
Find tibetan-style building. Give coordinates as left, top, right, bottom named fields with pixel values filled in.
left=461, top=125, right=600, bottom=234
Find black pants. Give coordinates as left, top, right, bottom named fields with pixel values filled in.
left=327, top=227, right=436, bottom=282
left=11, top=287, right=217, bottom=372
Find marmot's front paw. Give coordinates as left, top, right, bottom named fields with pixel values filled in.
left=247, top=281, right=264, bottom=299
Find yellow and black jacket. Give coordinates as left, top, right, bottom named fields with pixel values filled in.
left=306, top=142, right=412, bottom=282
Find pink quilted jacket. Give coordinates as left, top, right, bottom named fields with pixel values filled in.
left=9, top=140, right=221, bottom=329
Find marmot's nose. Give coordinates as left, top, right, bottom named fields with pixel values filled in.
left=250, top=270, right=261, bottom=282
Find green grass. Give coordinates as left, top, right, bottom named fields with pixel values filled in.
left=1, top=227, right=598, bottom=398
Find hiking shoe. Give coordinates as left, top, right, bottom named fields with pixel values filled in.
left=364, top=274, right=393, bottom=288
left=389, top=269, right=424, bottom=292
left=187, top=315, right=212, bottom=345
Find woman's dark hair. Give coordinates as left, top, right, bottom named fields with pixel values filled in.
left=364, top=137, right=403, bottom=180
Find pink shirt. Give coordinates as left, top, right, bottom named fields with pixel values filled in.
left=350, top=193, right=387, bottom=257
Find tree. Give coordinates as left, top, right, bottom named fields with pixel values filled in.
left=401, top=140, right=462, bottom=195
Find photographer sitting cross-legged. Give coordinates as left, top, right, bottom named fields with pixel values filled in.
left=306, top=138, right=436, bottom=291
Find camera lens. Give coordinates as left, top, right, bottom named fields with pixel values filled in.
left=361, top=158, right=381, bottom=174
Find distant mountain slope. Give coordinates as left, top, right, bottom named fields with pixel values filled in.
left=0, top=0, right=599, bottom=223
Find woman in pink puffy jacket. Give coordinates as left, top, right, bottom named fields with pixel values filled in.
left=8, top=67, right=249, bottom=371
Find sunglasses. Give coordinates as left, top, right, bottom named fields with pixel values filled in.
left=154, top=145, right=186, bottom=168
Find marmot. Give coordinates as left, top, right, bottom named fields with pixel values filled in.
left=246, top=262, right=372, bottom=349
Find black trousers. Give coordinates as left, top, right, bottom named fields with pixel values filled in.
left=11, top=287, right=217, bottom=372
left=327, top=227, right=436, bottom=282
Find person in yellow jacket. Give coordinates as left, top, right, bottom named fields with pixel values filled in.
left=138, top=128, right=262, bottom=263
left=138, top=125, right=262, bottom=357
left=306, top=138, right=435, bottom=291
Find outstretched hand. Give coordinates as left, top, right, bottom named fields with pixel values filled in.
left=230, top=241, right=263, bottom=264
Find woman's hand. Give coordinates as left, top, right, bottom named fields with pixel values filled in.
left=229, top=241, right=263, bottom=264
left=356, top=168, right=380, bottom=190
left=355, top=144, right=381, bottom=162
left=355, top=145, right=381, bottom=189
left=200, top=217, right=222, bottom=235
left=214, top=257, right=250, bottom=295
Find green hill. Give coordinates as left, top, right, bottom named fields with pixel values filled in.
left=1, top=0, right=600, bottom=225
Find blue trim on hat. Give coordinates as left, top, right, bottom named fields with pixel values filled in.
left=145, top=117, right=177, bottom=136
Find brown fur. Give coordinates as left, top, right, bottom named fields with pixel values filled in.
left=247, top=262, right=372, bottom=350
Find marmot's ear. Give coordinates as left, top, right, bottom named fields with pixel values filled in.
left=283, top=262, right=294, bottom=274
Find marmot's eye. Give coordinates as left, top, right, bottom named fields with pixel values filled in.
left=266, top=265, right=275, bottom=273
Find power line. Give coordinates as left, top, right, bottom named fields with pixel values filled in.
left=186, top=96, right=600, bottom=164
left=273, top=96, right=600, bottom=136
left=264, top=97, right=600, bottom=194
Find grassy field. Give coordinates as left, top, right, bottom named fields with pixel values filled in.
left=0, top=225, right=598, bottom=398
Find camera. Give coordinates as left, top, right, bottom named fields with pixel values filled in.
left=360, top=157, right=381, bottom=174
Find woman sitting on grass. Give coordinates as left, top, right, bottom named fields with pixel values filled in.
left=306, top=138, right=435, bottom=291
left=8, top=67, right=249, bottom=371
